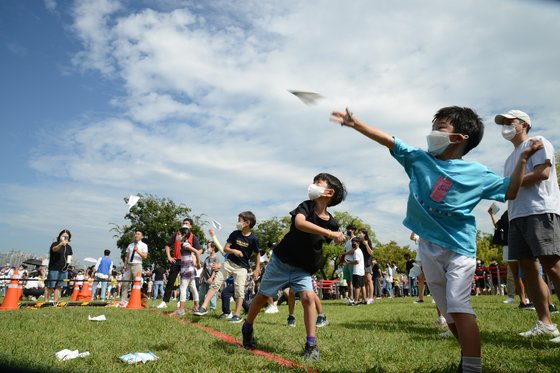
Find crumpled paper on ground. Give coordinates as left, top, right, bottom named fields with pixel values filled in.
left=55, top=349, right=90, bottom=361
left=119, top=352, right=159, bottom=364
left=88, top=314, right=106, bottom=321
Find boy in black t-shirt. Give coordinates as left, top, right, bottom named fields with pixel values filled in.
left=241, top=173, right=346, bottom=360
left=194, top=211, right=260, bottom=323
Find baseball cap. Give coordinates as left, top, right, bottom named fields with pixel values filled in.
left=494, top=110, right=532, bottom=128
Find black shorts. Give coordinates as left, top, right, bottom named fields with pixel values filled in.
left=352, top=274, right=365, bottom=288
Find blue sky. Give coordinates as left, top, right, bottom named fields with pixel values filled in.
left=1, top=0, right=559, bottom=265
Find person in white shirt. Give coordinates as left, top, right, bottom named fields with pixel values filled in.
left=119, top=231, right=148, bottom=305
left=347, top=237, right=365, bottom=305
left=496, top=109, right=560, bottom=341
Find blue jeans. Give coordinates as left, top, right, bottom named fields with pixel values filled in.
left=152, top=280, right=164, bottom=299
left=198, top=281, right=217, bottom=310
left=384, top=281, right=394, bottom=297
left=92, top=276, right=109, bottom=300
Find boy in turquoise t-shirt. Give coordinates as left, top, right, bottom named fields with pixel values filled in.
left=331, top=106, right=542, bottom=372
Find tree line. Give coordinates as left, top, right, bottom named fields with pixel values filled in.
left=111, top=193, right=506, bottom=279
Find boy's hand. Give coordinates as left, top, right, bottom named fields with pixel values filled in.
left=232, top=249, right=243, bottom=257
left=521, top=138, right=543, bottom=160
left=330, top=107, right=356, bottom=127
left=252, top=268, right=261, bottom=280
left=208, top=228, right=215, bottom=236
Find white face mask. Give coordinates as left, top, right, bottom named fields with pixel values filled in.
left=308, top=183, right=325, bottom=200
left=236, top=222, right=245, bottom=231
left=426, top=131, right=468, bottom=156
left=501, top=124, right=518, bottom=141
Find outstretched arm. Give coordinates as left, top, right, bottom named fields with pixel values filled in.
left=330, top=108, right=395, bottom=150
left=208, top=229, right=225, bottom=254
left=505, top=138, right=543, bottom=200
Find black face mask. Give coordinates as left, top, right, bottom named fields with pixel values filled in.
left=180, top=228, right=190, bottom=238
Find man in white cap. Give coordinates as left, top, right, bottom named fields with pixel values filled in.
left=495, top=109, right=560, bottom=343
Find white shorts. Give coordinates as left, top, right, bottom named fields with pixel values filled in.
left=418, top=239, right=476, bottom=323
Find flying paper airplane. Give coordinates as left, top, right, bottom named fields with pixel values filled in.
left=211, top=219, right=222, bottom=230
left=127, top=195, right=140, bottom=210
left=288, top=90, right=324, bottom=106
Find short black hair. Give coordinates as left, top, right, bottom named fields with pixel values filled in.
left=313, top=173, right=347, bottom=207
left=183, top=218, right=194, bottom=225
left=104, top=249, right=111, bottom=256
left=433, top=106, right=484, bottom=155
left=238, top=211, right=257, bottom=228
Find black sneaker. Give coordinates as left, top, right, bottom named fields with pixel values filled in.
left=242, top=327, right=256, bottom=350
left=316, top=314, right=329, bottom=327
left=287, top=315, right=296, bottom=327
left=193, top=307, right=208, bottom=316
left=519, top=302, right=535, bottom=310
left=303, top=343, right=320, bottom=361
left=550, top=304, right=559, bottom=314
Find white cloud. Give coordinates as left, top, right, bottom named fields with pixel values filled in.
left=2, top=0, right=560, bottom=261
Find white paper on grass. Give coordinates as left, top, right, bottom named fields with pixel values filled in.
left=288, top=90, right=324, bottom=106
left=127, top=195, right=140, bottom=210
left=55, top=349, right=90, bottom=361
left=211, top=219, right=222, bottom=230
left=119, top=352, right=159, bottom=364
left=88, top=315, right=106, bottom=321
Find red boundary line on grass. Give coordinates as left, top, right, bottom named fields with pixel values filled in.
left=156, top=310, right=318, bottom=373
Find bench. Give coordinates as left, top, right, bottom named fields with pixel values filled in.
left=318, top=280, right=339, bottom=299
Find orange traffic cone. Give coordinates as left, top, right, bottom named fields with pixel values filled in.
left=77, top=276, right=92, bottom=301
left=70, top=279, right=80, bottom=301
left=126, top=272, right=143, bottom=309
left=0, top=269, right=20, bottom=310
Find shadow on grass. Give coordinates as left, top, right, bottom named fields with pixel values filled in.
left=0, top=361, right=56, bottom=373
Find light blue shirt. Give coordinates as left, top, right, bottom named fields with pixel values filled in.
left=391, top=137, right=510, bottom=258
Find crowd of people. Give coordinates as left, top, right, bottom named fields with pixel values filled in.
left=2, top=107, right=559, bottom=372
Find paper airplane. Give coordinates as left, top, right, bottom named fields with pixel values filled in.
left=84, top=257, right=97, bottom=264
left=127, top=195, right=140, bottom=211
left=211, top=219, right=222, bottom=230
left=288, top=90, right=324, bottom=106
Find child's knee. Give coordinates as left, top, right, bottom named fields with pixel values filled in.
left=300, top=291, right=315, bottom=305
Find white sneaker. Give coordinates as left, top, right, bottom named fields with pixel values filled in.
left=519, top=321, right=560, bottom=338
left=264, top=304, right=279, bottom=314
left=439, top=329, right=453, bottom=337
left=366, top=298, right=374, bottom=305
left=345, top=298, right=354, bottom=304
left=550, top=335, right=560, bottom=343
left=157, top=301, right=168, bottom=309
left=503, top=297, right=515, bottom=304
left=435, top=316, right=447, bottom=327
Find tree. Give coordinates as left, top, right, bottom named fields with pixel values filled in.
left=253, top=216, right=291, bottom=252
left=372, top=240, right=415, bottom=272
left=111, top=194, right=204, bottom=268
left=476, top=230, right=502, bottom=264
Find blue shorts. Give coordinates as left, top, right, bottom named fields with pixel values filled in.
left=258, top=254, right=313, bottom=297
left=46, top=270, right=68, bottom=288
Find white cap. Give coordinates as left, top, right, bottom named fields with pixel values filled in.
left=494, top=109, right=532, bottom=128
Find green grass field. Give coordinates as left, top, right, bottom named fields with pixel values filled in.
left=0, top=296, right=559, bottom=372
